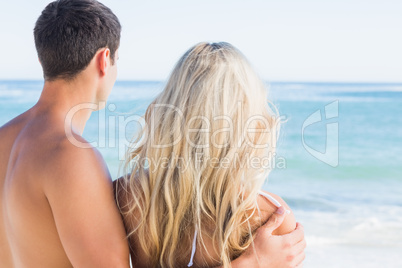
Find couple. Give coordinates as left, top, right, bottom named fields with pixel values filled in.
left=0, top=0, right=306, bottom=267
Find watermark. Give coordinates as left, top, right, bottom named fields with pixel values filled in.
left=64, top=101, right=283, bottom=161
left=63, top=100, right=339, bottom=169
left=301, top=101, right=339, bottom=167
left=126, top=151, right=287, bottom=174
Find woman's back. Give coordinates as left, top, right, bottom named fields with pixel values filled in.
left=116, top=176, right=295, bottom=268
left=116, top=42, right=295, bottom=267
left=186, top=191, right=295, bottom=267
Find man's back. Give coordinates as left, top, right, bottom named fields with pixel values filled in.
left=0, top=110, right=77, bottom=267
left=0, top=1, right=130, bottom=267
left=0, top=107, right=129, bottom=267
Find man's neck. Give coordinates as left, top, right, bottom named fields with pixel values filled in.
left=35, top=76, right=99, bottom=135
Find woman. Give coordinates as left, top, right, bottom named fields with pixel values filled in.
left=116, top=42, right=297, bottom=267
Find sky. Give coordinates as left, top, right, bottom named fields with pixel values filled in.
left=0, top=0, right=401, bottom=82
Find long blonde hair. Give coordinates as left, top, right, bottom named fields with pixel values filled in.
left=117, top=42, right=279, bottom=267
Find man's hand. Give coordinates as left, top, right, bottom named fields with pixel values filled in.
left=231, top=207, right=306, bottom=268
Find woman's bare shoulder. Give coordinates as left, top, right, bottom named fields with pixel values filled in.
left=113, top=176, right=130, bottom=210
left=114, top=174, right=152, bottom=268
left=256, top=191, right=296, bottom=235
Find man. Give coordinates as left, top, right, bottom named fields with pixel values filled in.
left=0, top=0, right=305, bottom=267
left=0, top=0, right=128, bottom=267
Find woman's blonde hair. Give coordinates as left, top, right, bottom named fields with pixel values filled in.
left=117, top=42, right=279, bottom=267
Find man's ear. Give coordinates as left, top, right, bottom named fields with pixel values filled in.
left=98, top=48, right=111, bottom=76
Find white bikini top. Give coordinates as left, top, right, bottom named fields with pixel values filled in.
left=187, top=191, right=281, bottom=267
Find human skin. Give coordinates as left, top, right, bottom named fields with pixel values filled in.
left=0, top=48, right=130, bottom=267
left=228, top=194, right=306, bottom=268
left=115, top=177, right=306, bottom=268
left=0, top=46, right=305, bottom=267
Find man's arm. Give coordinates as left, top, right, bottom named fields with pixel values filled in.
left=220, top=207, right=306, bottom=268
left=44, top=144, right=130, bottom=267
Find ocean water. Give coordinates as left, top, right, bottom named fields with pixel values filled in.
left=1, top=80, right=402, bottom=267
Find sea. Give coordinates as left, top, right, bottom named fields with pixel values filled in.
left=1, top=80, right=402, bottom=268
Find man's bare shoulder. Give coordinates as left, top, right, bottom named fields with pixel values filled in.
left=41, top=132, right=112, bottom=192
left=0, top=111, right=30, bottom=145
left=0, top=110, right=29, bottom=129
left=47, top=134, right=104, bottom=168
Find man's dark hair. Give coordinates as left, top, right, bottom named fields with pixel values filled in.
left=34, top=0, right=121, bottom=81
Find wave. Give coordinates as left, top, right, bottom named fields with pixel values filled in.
left=268, top=82, right=402, bottom=102
left=269, top=82, right=402, bottom=92
left=2, top=80, right=402, bottom=103
left=0, top=81, right=42, bottom=103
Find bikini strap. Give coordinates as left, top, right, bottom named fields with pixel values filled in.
left=258, top=190, right=282, bottom=207
left=187, top=229, right=198, bottom=267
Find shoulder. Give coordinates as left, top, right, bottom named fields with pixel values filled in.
left=0, top=111, right=29, bottom=148
left=42, top=134, right=112, bottom=195
left=113, top=176, right=130, bottom=213
left=49, top=134, right=108, bottom=174
left=113, top=173, right=143, bottom=224
left=255, top=191, right=296, bottom=235
left=35, top=135, right=130, bottom=267
left=114, top=174, right=151, bottom=268
left=0, top=110, right=29, bottom=131
left=114, top=170, right=149, bottom=209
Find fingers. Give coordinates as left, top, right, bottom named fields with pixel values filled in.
left=260, top=206, right=287, bottom=234
left=292, top=249, right=306, bottom=268
left=291, top=227, right=306, bottom=268
left=293, top=237, right=307, bottom=256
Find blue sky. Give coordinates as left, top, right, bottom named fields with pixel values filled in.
left=0, top=0, right=401, bottom=82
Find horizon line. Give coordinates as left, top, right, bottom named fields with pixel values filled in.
left=0, top=79, right=401, bottom=85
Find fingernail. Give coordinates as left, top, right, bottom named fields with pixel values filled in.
left=275, top=206, right=285, bottom=215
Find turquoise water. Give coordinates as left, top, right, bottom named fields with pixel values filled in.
left=1, top=80, right=402, bottom=267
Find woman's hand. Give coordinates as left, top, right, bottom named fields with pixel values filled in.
left=231, top=207, right=306, bottom=268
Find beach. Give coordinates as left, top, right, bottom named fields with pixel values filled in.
left=1, top=80, right=401, bottom=267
